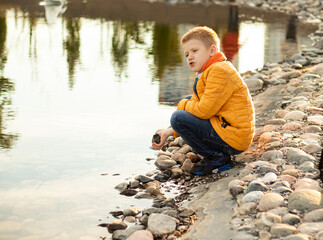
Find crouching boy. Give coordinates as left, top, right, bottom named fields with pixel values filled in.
left=152, top=26, right=255, bottom=176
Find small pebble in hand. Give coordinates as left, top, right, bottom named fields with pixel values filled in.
left=152, top=134, right=161, bottom=144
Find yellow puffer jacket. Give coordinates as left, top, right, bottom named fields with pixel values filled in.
left=176, top=61, right=255, bottom=151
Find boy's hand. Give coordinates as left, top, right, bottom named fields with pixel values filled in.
left=152, top=128, right=174, bottom=150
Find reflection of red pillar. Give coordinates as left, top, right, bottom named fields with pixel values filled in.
left=222, top=32, right=239, bottom=62
left=221, top=5, right=239, bottom=62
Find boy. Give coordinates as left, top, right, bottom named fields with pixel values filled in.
left=152, top=26, right=255, bottom=176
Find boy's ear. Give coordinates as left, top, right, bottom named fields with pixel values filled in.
left=210, top=44, right=217, bottom=56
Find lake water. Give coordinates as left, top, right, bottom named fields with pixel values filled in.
left=0, top=0, right=318, bottom=239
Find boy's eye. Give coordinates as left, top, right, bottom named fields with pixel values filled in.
left=185, top=54, right=189, bottom=58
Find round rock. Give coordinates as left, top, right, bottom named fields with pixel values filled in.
left=258, top=193, right=284, bottom=212
left=304, top=209, right=323, bottom=222
left=147, top=213, right=177, bottom=236
left=288, top=189, right=323, bottom=212
left=270, top=223, right=298, bottom=238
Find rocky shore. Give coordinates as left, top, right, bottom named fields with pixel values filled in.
left=100, top=1, right=323, bottom=240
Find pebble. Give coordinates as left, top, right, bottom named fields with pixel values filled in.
left=298, top=222, right=323, bottom=235
left=241, top=191, right=264, bottom=203
left=258, top=193, right=284, bottom=212
left=281, top=234, right=310, bottom=240
left=245, top=180, right=269, bottom=193
left=293, top=178, right=322, bottom=192
left=288, top=189, right=323, bottom=212
left=282, top=213, right=301, bottom=225
left=270, top=223, right=298, bottom=237
left=285, top=148, right=316, bottom=164
left=147, top=213, right=177, bottom=236
left=125, top=230, right=153, bottom=240
left=283, top=111, right=306, bottom=121
left=304, top=209, right=323, bottom=222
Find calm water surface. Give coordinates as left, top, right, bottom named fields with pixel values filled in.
left=0, top=0, right=317, bottom=239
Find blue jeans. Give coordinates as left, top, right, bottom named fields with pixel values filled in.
left=170, top=110, right=242, bottom=158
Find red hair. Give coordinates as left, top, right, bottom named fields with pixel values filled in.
left=181, top=26, right=220, bottom=50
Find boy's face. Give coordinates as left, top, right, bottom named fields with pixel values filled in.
left=182, top=39, right=216, bottom=73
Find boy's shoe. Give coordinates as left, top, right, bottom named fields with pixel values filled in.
left=190, top=155, right=232, bottom=176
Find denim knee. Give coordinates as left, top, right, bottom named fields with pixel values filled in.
left=170, top=110, right=185, bottom=130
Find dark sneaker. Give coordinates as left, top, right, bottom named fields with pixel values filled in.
left=190, top=155, right=232, bottom=176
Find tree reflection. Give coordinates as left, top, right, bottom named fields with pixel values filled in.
left=111, top=21, right=149, bottom=80
left=151, top=24, right=182, bottom=80
left=64, top=18, right=81, bottom=89
left=0, top=17, right=18, bottom=149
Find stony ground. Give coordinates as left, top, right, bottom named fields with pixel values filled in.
left=101, top=1, right=323, bottom=240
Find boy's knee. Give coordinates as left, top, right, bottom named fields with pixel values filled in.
left=171, top=110, right=185, bottom=129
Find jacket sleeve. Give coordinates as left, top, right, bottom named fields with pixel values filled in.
left=184, top=66, right=234, bottom=119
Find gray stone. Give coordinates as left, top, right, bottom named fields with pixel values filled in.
left=139, top=214, right=149, bottom=226
left=129, top=180, right=140, bottom=189
left=242, top=191, right=264, bottom=203
left=108, top=220, right=128, bottom=233
left=283, top=111, right=306, bottom=121
left=298, top=222, right=323, bottom=235
left=282, top=213, right=301, bottom=225
left=280, top=71, right=301, bottom=80
left=142, top=207, right=164, bottom=216
left=230, top=186, right=245, bottom=197
left=245, top=78, right=264, bottom=92
left=115, top=182, right=129, bottom=191
left=281, top=234, right=310, bottom=240
left=266, top=119, right=287, bottom=125
left=134, top=192, right=155, bottom=199
left=304, top=209, right=323, bottom=222
left=179, top=208, right=196, bottom=218
left=297, top=161, right=315, bottom=172
left=112, top=225, right=145, bottom=240
left=147, top=213, right=177, bottom=236
left=137, top=175, right=155, bottom=184
left=123, top=207, right=140, bottom=217
left=288, top=189, right=323, bottom=212
left=302, top=125, right=322, bottom=133
left=261, top=172, right=277, bottom=183
left=245, top=180, right=269, bottom=193
left=270, top=223, right=298, bottom=237
left=120, top=189, right=138, bottom=196
left=261, top=150, right=283, bottom=161
left=302, top=143, right=322, bottom=154
left=155, top=159, right=177, bottom=170
left=162, top=209, right=179, bottom=219
left=285, top=148, right=316, bottom=164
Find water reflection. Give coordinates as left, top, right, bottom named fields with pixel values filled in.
left=0, top=16, right=18, bottom=149
left=281, top=15, right=300, bottom=59
left=151, top=24, right=182, bottom=80
left=64, top=18, right=81, bottom=88
left=39, top=0, right=68, bottom=25
left=222, top=5, right=239, bottom=62
left=111, top=21, right=150, bottom=79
